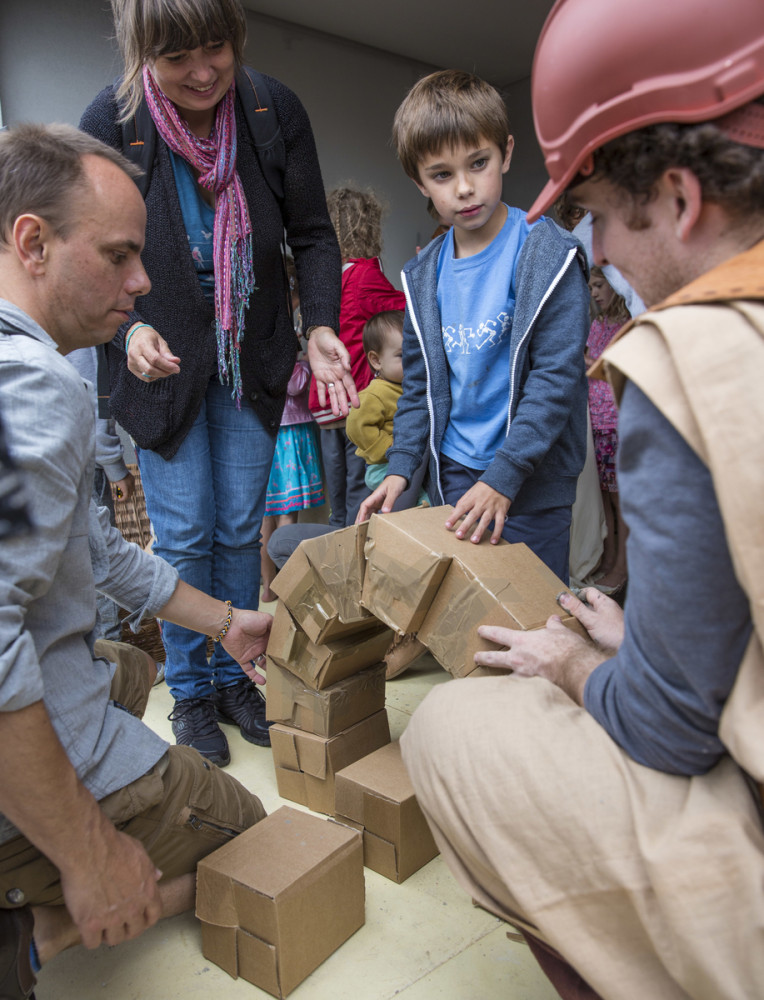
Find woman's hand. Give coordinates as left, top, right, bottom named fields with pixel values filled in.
left=445, top=482, right=511, bottom=545
left=307, top=327, right=359, bottom=417
left=126, top=324, right=181, bottom=383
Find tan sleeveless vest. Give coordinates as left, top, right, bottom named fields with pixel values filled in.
left=593, top=241, right=764, bottom=783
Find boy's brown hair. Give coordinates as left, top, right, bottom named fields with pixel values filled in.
left=392, top=70, right=510, bottom=181
left=363, top=310, right=404, bottom=361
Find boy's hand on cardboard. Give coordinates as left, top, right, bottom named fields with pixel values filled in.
left=445, top=483, right=510, bottom=544
left=356, top=475, right=407, bottom=522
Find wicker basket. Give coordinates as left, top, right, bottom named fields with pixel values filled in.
left=112, top=464, right=167, bottom=661
left=111, top=464, right=216, bottom=662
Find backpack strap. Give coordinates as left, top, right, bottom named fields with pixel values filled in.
left=120, top=92, right=156, bottom=199
left=118, top=68, right=285, bottom=204
left=234, top=67, right=285, bottom=206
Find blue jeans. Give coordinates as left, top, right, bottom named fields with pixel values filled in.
left=439, top=454, right=572, bottom=584
left=137, top=379, right=275, bottom=701
left=319, top=425, right=368, bottom=528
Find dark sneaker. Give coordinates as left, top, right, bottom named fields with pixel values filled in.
left=0, top=905, right=36, bottom=1000
left=169, top=697, right=230, bottom=767
left=214, top=679, right=271, bottom=747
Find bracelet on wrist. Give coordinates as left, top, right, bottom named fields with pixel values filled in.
left=213, top=600, right=233, bottom=643
left=125, top=323, right=152, bottom=353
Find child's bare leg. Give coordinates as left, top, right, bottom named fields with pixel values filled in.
left=31, top=872, right=196, bottom=966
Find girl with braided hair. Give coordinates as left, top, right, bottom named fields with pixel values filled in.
left=308, top=186, right=406, bottom=527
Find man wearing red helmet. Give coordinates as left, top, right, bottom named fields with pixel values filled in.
left=401, top=1, right=764, bottom=996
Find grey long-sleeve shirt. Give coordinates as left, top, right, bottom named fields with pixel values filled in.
left=0, top=300, right=178, bottom=844
left=67, top=346, right=130, bottom=483
left=584, top=382, right=752, bottom=775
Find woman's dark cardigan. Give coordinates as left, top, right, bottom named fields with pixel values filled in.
left=80, top=75, right=341, bottom=459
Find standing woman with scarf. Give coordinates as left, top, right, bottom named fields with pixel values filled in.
left=80, top=0, right=353, bottom=767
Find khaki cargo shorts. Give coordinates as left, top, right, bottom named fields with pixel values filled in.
left=0, top=641, right=265, bottom=909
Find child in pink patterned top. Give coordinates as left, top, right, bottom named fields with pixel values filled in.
left=261, top=262, right=325, bottom=602
left=586, top=267, right=630, bottom=593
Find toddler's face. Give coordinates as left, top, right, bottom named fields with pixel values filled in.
left=375, top=327, right=404, bottom=384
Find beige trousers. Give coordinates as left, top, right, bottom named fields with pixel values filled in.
left=401, top=676, right=764, bottom=1000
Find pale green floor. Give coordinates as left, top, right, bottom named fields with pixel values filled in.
left=43, top=595, right=559, bottom=1000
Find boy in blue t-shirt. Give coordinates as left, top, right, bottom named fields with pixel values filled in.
left=359, top=70, right=590, bottom=582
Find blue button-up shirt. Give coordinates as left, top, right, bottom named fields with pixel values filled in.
left=0, top=300, right=178, bottom=843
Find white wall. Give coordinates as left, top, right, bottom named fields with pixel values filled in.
left=0, top=2, right=548, bottom=280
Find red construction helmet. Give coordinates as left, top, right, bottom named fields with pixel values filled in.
left=527, top=0, right=764, bottom=221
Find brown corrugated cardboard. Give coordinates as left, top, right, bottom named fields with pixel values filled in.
left=267, top=600, right=392, bottom=690
left=196, top=806, right=364, bottom=998
left=271, top=710, right=391, bottom=815
left=271, top=522, right=378, bottom=644
left=417, top=542, right=589, bottom=676
left=360, top=506, right=586, bottom=676
left=335, top=741, right=439, bottom=883
left=265, top=659, right=386, bottom=737
left=361, top=506, right=460, bottom=633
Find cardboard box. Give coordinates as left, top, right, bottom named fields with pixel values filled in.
left=335, top=741, right=439, bottom=883
left=361, top=506, right=460, bottom=633
left=361, top=506, right=587, bottom=676
left=266, top=659, right=386, bottom=737
left=196, top=806, right=364, bottom=998
left=271, top=710, right=391, bottom=815
left=418, top=542, right=589, bottom=676
left=271, top=522, right=378, bottom=644
left=267, top=600, right=393, bottom=690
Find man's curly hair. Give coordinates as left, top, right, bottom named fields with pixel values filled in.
left=586, top=99, right=764, bottom=229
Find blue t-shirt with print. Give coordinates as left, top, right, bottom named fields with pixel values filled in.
left=437, top=205, right=534, bottom=470
left=170, top=152, right=215, bottom=303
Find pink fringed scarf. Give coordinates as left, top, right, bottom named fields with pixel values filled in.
left=143, top=66, right=255, bottom=406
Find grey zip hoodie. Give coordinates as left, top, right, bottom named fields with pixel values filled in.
left=387, top=216, right=590, bottom=513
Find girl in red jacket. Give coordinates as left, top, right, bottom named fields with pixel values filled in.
left=309, top=187, right=405, bottom=526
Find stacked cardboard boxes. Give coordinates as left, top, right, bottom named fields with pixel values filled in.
left=361, top=505, right=587, bottom=677
left=266, top=523, right=393, bottom=814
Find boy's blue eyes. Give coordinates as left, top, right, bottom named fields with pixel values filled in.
left=431, top=158, right=489, bottom=180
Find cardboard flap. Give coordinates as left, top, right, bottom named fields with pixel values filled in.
left=237, top=928, right=281, bottom=997
left=196, top=865, right=239, bottom=927
left=270, top=726, right=301, bottom=771
left=200, top=922, right=238, bottom=978
left=271, top=725, right=329, bottom=779
left=334, top=774, right=367, bottom=824
left=363, top=830, right=400, bottom=881
left=302, top=521, right=371, bottom=622
left=267, top=602, right=302, bottom=665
